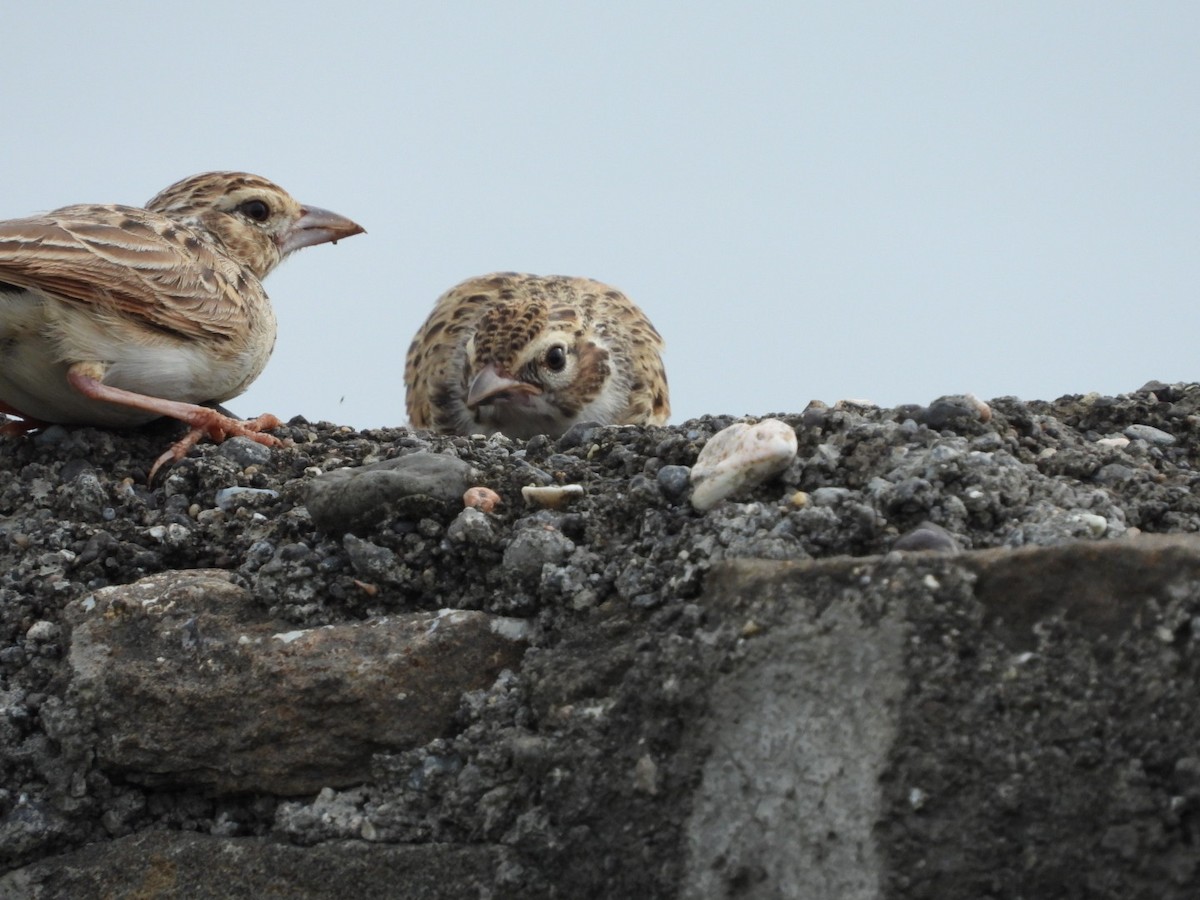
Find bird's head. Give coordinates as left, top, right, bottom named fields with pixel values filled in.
left=463, top=299, right=622, bottom=440
left=145, top=172, right=364, bottom=280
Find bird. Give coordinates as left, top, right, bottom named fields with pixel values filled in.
left=0, top=171, right=364, bottom=479
left=405, top=272, right=669, bottom=440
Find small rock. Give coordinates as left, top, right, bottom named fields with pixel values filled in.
left=917, top=394, right=991, bottom=429
left=656, top=465, right=691, bottom=501
left=1123, top=424, right=1175, bottom=446
left=217, top=437, right=274, bottom=468
left=1074, top=513, right=1108, bottom=538
left=31, top=425, right=69, bottom=447
left=343, top=535, right=402, bottom=584
left=893, top=521, right=961, bottom=554
left=463, top=486, right=501, bottom=512
left=799, top=400, right=829, bottom=429
left=306, top=451, right=477, bottom=535
left=1094, top=463, right=1136, bottom=485
left=690, top=419, right=798, bottom=511
left=503, top=528, right=575, bottom=581
left=521, top=484, right=584, bottom=509
left=556, top=422, right=603, bottom=450
left=25, top=621, right=60, bottom=644
left=447, top=508, right=496, bottom=544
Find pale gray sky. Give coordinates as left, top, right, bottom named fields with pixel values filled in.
left=6, top=3, right=1199, bottom=429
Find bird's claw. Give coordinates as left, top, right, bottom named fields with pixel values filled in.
left=147, top=412, right=287, bottom=483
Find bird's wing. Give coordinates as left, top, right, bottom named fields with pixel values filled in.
left=624, top=324, right=671, bottom=425
left=405, top=275, right=510, bottom=430
left=591, top=286, right=671, bottom=427
left=0, top=205, right=259, bottom=343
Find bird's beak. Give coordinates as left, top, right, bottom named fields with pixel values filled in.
left=467, top=363, right=541, bottom=409
left=280, top=205, right=366, bottom=254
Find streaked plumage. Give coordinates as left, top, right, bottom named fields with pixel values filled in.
left=405, top=272, right=669, bottom=439
left=0, top=172, right=364, bottom=477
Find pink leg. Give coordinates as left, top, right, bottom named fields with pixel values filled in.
left=66, top=366, right=285, bottom=481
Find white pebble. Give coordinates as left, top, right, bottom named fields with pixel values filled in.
left=522, top=484, right=585, bottom=509
left=1074, top=513, right=1108, bottom=538
left=690, top=419, right=798, bottom=511
left=25, top=620, right=59, bottom=643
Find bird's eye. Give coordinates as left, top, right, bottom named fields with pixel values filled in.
left=544, top=345, right=568, bottom=372
left=238, top=199, right=271, bottom=222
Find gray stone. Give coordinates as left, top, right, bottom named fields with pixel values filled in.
left=306, top=451, right=477, bottom=534
left=917, top=393, right=991, bottom=429
left=53, top=570, right=529, bottom=795
left=447, top=507, right=496, bottom=544
left=893, top=520, right=961, bottom=553
left=656, top=464, right=692, bottom=500
left=502, top=527, right=575, bottom=583
left=342, top=534, right=403, bottom=583
left=0, top=831, right=504, bottom=900
left=1124, top=423, right=1176, bottom=445
left=0, top=799, right=71, bottom=868
left=216, top=436, right=274, bottom=468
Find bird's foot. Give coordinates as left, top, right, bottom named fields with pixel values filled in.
left=0, top=401, right=46, bottom=436
left=148, top=410, right=286, bottom=482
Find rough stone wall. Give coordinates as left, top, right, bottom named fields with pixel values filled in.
left=2, top=383, right=1200, bottom=898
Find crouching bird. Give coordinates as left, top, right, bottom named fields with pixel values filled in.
left=405, top=272, right=669, bottom=440
left=0, top=171, right=364, bottom=479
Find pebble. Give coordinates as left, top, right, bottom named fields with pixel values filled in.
left=306, top=451, right=477, bottom=535
left=217, top=437, right=274, bottom=468
left=917, top=394, right=992, bottom=429
left=1094, top=463, right=1136, bottom=485
left=521, top=484, right=584, bottom=509
left=656, top=465, right=691, bottom=501
left=1074, top=513, right=1108, bottom=538
left=799, top=401, right=829, bottom=429
left=690, top=419, right=798, bottom=512
left=32, top=425, right=69, bottom=447
left=447, top=507, right=496, bottom=544
left=463, top=487, right=501, bottom=512
left=556, top=422, right=603, bottom=450
left=893, top=521, right=961, bottom=554
left=342, top=534, right=402, bottom=583
left=25, top=621, right=60, bottom=644
left=1123, top=424, right=1175, bottom=446
left=502, top=528, right=575, bottom=581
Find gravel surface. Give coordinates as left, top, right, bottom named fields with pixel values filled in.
left=3, top=381, right=1200, bottom=894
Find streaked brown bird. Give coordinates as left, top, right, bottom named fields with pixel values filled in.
left=0, top=172, right=364, bottom=478
left=405, top=272, right=669, bottom=440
